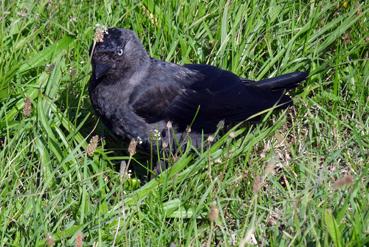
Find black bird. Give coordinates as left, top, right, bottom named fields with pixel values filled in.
left=89, top=28, right=307, bottom=149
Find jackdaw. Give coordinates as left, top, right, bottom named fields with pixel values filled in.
left=89, top=28, right=307, bottom=150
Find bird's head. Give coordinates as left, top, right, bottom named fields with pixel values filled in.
left=90, top=28, right=148, bottom=80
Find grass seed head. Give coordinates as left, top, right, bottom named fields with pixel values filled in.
left=207, top=135, right=214, bottom=143
left=264, top=163, right=276, bottom=176
left=214, top=158, right=222, bottom=164
left=266, top=209, right=281, bottom=226
left=69, top=67, right=77, bottom=78
left=342, top=32, right=352, bottom=45
left=128, top=138, right=137, bottom=156
left=120, top=160, right=127, bottom=176
left=45, top=63, right=55, bottom=74
left=23, top=97, right=32, bottom=117
left=217, top=120, right=225, bottom=129
left=94, top=25, right=107, bottom=43
left=151, top=129, right=161, bottom=141
left=69, top=16, right=77, bottom=22
left=17, top=9, right=28, bottom=17
left=356, top=3, right=363, bottom=16
left=162, top=141, right=168, bottom=149
left=140, top=4, right=159, bottom=26
left=75, top=231, right=83, bottom=247
left=208, top=203, right=219, bottom=222
left=253, top=176, right=264, bottom=193
left=46, top=233, right=55, bottom=247
left=240, top=228, right=257, bottom=246
left=86, top=135, right=99, bottom=156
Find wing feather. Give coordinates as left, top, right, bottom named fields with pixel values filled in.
left=132, top=63, right=290, bottom=132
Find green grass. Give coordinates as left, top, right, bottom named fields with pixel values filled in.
left=1, top=0, right=369, bottom=246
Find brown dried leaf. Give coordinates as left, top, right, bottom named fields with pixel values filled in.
left=333, top=174, right=354, bottom=189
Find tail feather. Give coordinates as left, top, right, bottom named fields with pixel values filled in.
left=255, top=72, right=308, bottom=91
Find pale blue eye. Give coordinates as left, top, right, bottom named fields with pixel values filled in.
left=117, top=49, right=124, bottom=56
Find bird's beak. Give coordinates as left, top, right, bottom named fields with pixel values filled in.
left=93, top=62, right=112, bottom=80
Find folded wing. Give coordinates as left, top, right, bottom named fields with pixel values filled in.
left=132, top=63, right=298, bottom=133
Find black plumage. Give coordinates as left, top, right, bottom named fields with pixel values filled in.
left=89, top=28, right=307, bottom=149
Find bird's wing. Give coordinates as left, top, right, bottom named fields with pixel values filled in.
left=132, top=63, right=290, bottom=132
